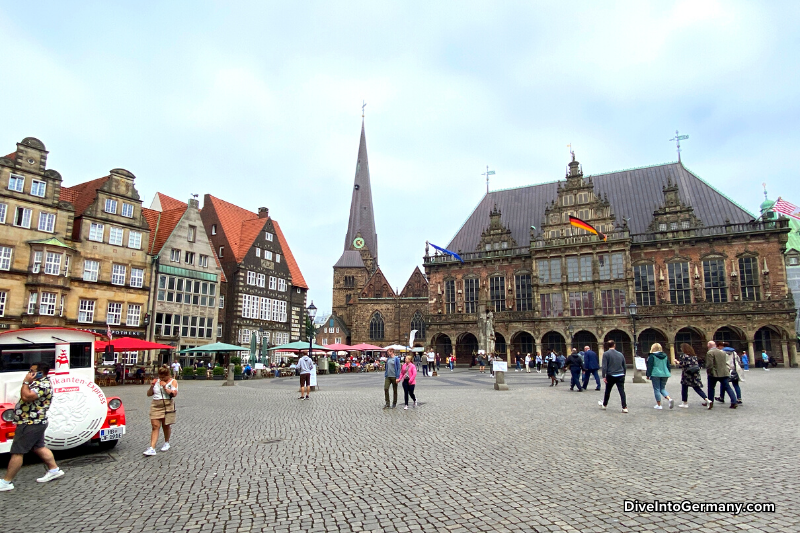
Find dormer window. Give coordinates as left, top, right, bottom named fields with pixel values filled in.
left=563, top=195, right=574, bottom=206
left=681, top=220, right=690, bottom=229
left=122, top=203, right=134, bottom=218
left=670, top=222, right=678, bottom=230
left=658, top=223, right=667, bottom=231
left=8, top=174, right=24, bottom=192
left=485, top=243, right=491, bottom=251
left=105, top=199, right=118, bottom=214
left=211, top=224, right=217, bottom=235
left=265, top=232, right=273, bottom=241
left=501, top=241, right=508, bottom=249
left=31, top=180, right=46, bottom=198
left=187, top=225, right=196, bottom=242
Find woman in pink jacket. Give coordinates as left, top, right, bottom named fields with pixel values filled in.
left=398, top=355, right=418, bottom=410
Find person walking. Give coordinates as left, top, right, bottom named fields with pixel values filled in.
left=426, top=349, right=435, bottom=376
left=435, top=352, right=441, bottom=372
left=718, top=343, right=744, bottom=405
left=0, top=362, right=64, bottom=492
left=761, top=350, right=769, bottom=371
left=515, top=352, right=522, bottom=372
left=566, top=348, right=585, bottom=391
left=535, top=353, right=543, bottom=373
left=645, top=343, right=674, bottom=409
left=171, top=359, right=181, bottom=380
left=144, top=366, right=179, bottom=456
left=421, top=352, right=429, bottom=377
left=676, top=343, right=709, bottom=408
left=449, top=354, right=456, bottom=371
left=581, top=345, right=601, bottom=390
left=489, top=353, right=495, bottom=377
left=414, top=352, right=421, bottom=371
left=477, top=351, right=486, bottom=373
left=297, top=351, right=314, bottom=400
left=706, top=341, right=738, bottom=409
left=599, top=340, right=628, bottom=413
left=546, top=353, right=560, bottom=386
left=398, top=355, right=418, bottom=410
left=525, top=353, right=532, bottom=373
left=557, top=352, right=567, bottom=382
left=741, top=351, right=749, bottom=371
left=383, top=348, right=401, bottom=409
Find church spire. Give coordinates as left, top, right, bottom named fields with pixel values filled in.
left=342, top=120, right=378, bottom=266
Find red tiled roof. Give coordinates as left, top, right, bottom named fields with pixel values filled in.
left=273, top=219, right=307, bottom=289
left=155, top=192, right=187, bottom=211
left=3, top=152, right=15, bottom=160
left=142, top=206, right=187, bottom=255
left=59, top=176, right=110, bottom=216
left=142, top=208, right=161, bottom=253
left=211, top=246, right=227, bottom=283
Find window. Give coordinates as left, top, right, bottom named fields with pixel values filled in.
left=31, top=180, right=46, bottom=197
left=464, top=278, right=478, bottom=314
left=170, top=249, right=181, bottom=262
left=681, top=220, right=690, bottom=229
left=121, top=203, right=134, bottom=218
left=411, top=311, right=426, bottom=340
left=703, top=259, right=727, bottom=303
left=489, top=276, right=506, bottom=312
left=89, top=222, right=104, bottom=242
left=130, top=268, right=144, bottom=288
left=219, top=295, right=224, bottom=308
left=128, top=231, right=142, bottom=249
left=255, top=247, right=260, bottom=258
left=668, top=262, right=691, bottom=304
left=37, top=212, right=55, bottom=232
left=217, top=324, right=222, bottom=337
left=219, top=246, right=224, bottom=257
left=256, top=273, right=265, bottom=287
left=187, top=225, right=196, bottom=242
left=0, top=203, right=6, bottom=223
left=126, top=304, right=141, bottom=327
left=27, top=292, right=37, bottom=314
left=8, top=174, right=24, bottom=192
left=567, top=256, right=591, bottom=282
left=634, top=264, right=656, bottom=306
left=611, top=254, right=624, bottom=279
left=247, top=271, right=256, bottom=285
left=563, top=195, right=574, bottom=206
left=199, top=255, right=209, bottom=267
left=109, top=227, right=124, bottom=246
left=154, top=313, right=180, bottom=337
left=658, top=223, right=667, bottom=231
left=276, top=253, right=281, bottom=263
left=581, top=256, right=592, bottom=281
left=600, top=289, right=626, bottom=315
left=369, top=312, right=384, bottom=340
left=444, top=279, right=456, bottom=314
left=184, top=251, right=195, bottom=265
left=538, top=258, right=561, bottom=284
left=567, top=257, right=579, bottom=282
left=278, top=279, right=286, bottom=292
left=598, top=254, right=610, bottom=280
left=239, top=328, right=252, bottom=344
left=0, top=291, right=6, bottom=317
left=265, top=232, right=273, bottom=241
left=269, top=276, right=277, bottom=290
left=261, top=297, right=272, bottom=320
left=106, top=302, right=122, bottom=325
left=670, top=222, right=678, bottom=230
left=14, top=207, right=32, bottom=228
left=540, top=293, right=564, bottom=317
left=39, top=292, right=57, bottom=315
left=0, top=246, right=12, bottom=270
left=578, top=192, right=588, bottom=204
left=104, top=199, right=117, bottom=214
left=83, top=260, right=99, bottom=282
left=78, top=300, right=95, bottom=323
left=32, top=251, right=42, bottom=273
left=739, top=257, right=760, bottom=301
left=44, top=252, right=61, bottom=275
left=515, top=274, right=532, bottom=311
left=569, top=291, right=594, bottom=316
left=111, top=264, right=126, bottom=285
left=265, top=250, right=273, bottom=261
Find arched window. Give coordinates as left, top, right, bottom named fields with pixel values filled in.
left=410, top=311, right=426, bottom=341
left=369, top=312, right=384, bottom=341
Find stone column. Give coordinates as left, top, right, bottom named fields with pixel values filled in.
left=782, top=341, right=790, bottom=368
left=668, top=343, right=676, bottom=366
left=789, top=341, right=798, bottom=368
left=748, top=339, right=756, bottom=366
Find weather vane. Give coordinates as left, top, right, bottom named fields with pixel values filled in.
left=669, top=130, right=689, bottom=162
left=482, top=165, right=495, bottom=194
left=567, top=143, right=574, bottom=161
left=362, top=100, right=366, bottom=118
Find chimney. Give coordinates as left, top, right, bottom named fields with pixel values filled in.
left=188, top=198, right=199, bottom=209
left=258, top=207, right=269, bottom=219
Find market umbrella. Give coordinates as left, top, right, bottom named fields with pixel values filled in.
left=384, top=344, right=408, bottom=352
left=323, top=343, right=355, bottom=351
left=248, top=335, right=257, bottom=365
left=260, top=337, right=270, bottom=365
left=179, top=342, right=247, bottom=353
left=350, top=343, right=386, bottom=351
left=268, top=341, right=331, bottom=352
left=95, top=338, right=174, bottom=351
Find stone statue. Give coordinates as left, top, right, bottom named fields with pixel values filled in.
left=485, top=310, right=496, bottom=355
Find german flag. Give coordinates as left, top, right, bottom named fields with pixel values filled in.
left=569, top=215, right=606, bottom=241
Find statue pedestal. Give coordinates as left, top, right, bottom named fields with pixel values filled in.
left=633, top=368, right=647, bottom=384
left=494, top=371, right=509, bottom=391
left=223, top=363, right=235, bottom=386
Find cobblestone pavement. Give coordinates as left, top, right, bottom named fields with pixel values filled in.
left=1, top=368, right=798, bottom=533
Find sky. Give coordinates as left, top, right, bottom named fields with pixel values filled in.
left=2, top=1, right=799, bottom=314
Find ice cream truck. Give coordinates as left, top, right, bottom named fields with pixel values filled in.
left=0, top=327, right=126, bottom=453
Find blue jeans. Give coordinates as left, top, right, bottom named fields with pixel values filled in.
left=570, top=367, right=583, bottom=390
left=720, top=378, right=741, bottom=401
left=708, top=376, right=737, bottom=406
left=582, top=369, right=600, bottom=389
left=516, top=361, right=521, bottom=370
left=650, top=376, right=670, bottom=402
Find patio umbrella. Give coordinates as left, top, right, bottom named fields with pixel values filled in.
left=248, top=335, right=257, bottom=365
left=95, top=338, right=174, bottom=351
left=350, top=343, right=386, bottom=351
left=384, top=344, right=408, bottom=352
left=268, top=341, right=331, bottom=352
left=179, top=342, right=247, bottom=353
left=323, top=343, right=355, bottom=351
left=260, top=337, right=270, bottom=365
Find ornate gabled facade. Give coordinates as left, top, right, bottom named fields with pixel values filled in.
left=425, top=155, right=797, bottom=367
left=332, top=120, right=429, bottom=347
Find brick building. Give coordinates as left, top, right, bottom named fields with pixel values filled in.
left=332, top=121, right=428, bottom=346
left=424, top=154, right=797, bottom=366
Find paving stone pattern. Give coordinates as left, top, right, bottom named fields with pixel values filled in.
left=1, top=369, right=798, bottom=532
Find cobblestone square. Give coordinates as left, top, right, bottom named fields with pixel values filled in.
left=1, top=368, right=798, bottom=533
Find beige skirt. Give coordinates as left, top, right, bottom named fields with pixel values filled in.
left=149, top=399, right=176, bottom=425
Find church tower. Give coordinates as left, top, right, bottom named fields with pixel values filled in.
left=332, top=120, right=378, bottom=326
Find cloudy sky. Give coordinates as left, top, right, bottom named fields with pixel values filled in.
left=2, top=1, right=799, bottom=313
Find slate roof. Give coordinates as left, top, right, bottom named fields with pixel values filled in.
left=59, top=176, right=110, bottom=216
left=342, top=121, right=378, bottom=259
left=333, top=250, right=366, bottom=268
left=447, top=161, right=754, bottom=252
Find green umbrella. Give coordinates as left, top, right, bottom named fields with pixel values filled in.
left=179, top=342, right=247, bottom=353
left=249, top=335, right=257, bottom=364
left=269, top=341, right=331, bottom=352
left=260, top=338, right=270, bottom=365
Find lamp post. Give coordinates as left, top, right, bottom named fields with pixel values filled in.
left=628, top=302, right=645, bottom=383
left=306, top=301, right=317, bottom=359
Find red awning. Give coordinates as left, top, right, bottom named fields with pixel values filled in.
left=95, top=337, right=175, bottom=351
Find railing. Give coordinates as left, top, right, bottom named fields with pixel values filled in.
left=531, top=231, right=630, bottom=249
left=631, top=219, right=789, bottom=243
left=424, top=246, right=530, bottom=264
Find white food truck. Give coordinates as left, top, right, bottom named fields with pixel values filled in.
left=0, top=327, right=126, bottom=453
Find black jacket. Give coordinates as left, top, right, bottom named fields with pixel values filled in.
left=566, top=354, right=584, bottom=370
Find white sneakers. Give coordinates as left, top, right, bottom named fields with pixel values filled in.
left=598, top=401, right=606, bottom=410
left=0, top=479, right=14, bottom=492
left=143, top=447, right=157, bottom=456
left=161, top=442, right=171, bottom=452
left=654, top=405, right=663, bottom=410
left=404, top=405, right=409, bottom=410
left=36, top=469, right=64, bottom=483
left=668, top=398, right=675, bottom=409
left=622, top=408, right=629, bottom=413
left=678, top=402, right=688, bottom=408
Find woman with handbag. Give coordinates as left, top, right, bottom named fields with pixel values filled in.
left=144, top=366, right=178, bottom=456
left=676, top=343, right=709, bottom=409
left=398, top=355, right=418, bottom=410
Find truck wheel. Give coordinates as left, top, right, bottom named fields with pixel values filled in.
left=97, top=439, right=118, bottom=450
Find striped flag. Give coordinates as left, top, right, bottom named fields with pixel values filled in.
left=569, top=216, right=607, bottom=241
left=106, top=323, right=113, bottom=341
left=773, top=197, right=800, bottom=220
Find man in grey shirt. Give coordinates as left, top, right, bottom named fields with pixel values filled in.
left=297, top=353, right=314, bottom=400
left=599, top=340, right=628, bottom=413
left=383, top=348, right=401, bottom=409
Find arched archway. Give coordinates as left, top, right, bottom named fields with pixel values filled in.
left=510, top=331, right=534, bottom=357
left=755, top=325, right=787, bottom=366
left=639, top=328, right=669, bottom=354
left=675, top=327, right=706, bottom=365
left=572, top=330, right=598, bottom=353
left=714, top=326, right=746, bottom=354
left=604, top=330, right=632, bottom=364
left=456, top=332, right=479, bottom=364
left=431, top=333, right=452, bottom=357
left=494, top=332, right=507, bottom=359
left=542, top=331, right=566, bottom=357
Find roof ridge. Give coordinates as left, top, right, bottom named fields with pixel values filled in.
left=489, top=178, right=563, bottom=194
left=587, top=161, right=680, bottom=177
left=680, top=163, right=755, bottom=219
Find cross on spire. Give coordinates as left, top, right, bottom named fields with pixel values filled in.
left=482, top=166, right=495, bottom=194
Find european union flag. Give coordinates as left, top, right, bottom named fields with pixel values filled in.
left=429, top=242, right=464, bottom=263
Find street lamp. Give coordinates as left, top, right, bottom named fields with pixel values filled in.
left=307, top=301, right=317, bottom=360
left=627, top=302, right=645, bottom=383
